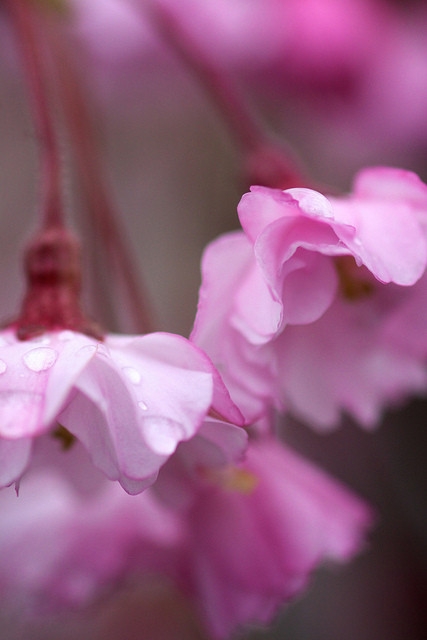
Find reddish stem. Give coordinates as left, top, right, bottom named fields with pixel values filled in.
left=7, top=1, right=102, bottom=340
left=7, top=0, right=63, bottom=228
left=14, top=226, right=103, bottom=340
left=146, top=0, right=304, bottom=189
left=47, top=29, right=155, bottom=334
left=148, top=2, right=260, bottom=153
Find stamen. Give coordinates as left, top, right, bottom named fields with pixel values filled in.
left=335, top=256, right=374, bottom=301
left=203, top=466, right=259, bottom=494
left=52, top=424, right=76, bottom=450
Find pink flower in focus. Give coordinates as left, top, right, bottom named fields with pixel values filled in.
left=0, top=328, right=244, bottom=493
left=191, top=167, right=427, bottom=427
left=172, top=438, right=373, bottom=639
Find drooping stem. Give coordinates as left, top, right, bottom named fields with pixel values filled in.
left=7, top=0, right=64, bottom=229
left=147, top=2, right=261, bottom=153
left=146, top=0, right=305, bottom=189
left=45, top=28, right=156, bottom=334
left=7, top=1, right=103, bottom=340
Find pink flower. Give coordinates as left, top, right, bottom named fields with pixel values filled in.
left=146, top=0, right=382, bottom=78
left=191, top=167, right=427, bottom=427
left=0, top=415, right=246, bottom=615
left=0, top=328, right=245, bottom=493
left=172, top=438, right=373, bottom=639
left=276, top=292, right=427, bottom=429
left=0, top=428, right=370, bottom=637
left=0, top=436, right=185, bottom=614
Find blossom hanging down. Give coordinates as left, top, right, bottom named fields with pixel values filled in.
left=162, top=437, right=373, bottom=640
left=191, top=167, right=427, bottom=429
left=0, top=327, right=246, bottom=494
left=0, top=435, right=185, bottom=615
left=0, top=413, right=248, bottom=617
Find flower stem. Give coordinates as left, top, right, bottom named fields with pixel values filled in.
left=146, top=0, right=305, bottom=189
left=7, top=0, right=64, bottom=229
left=46, top=29, right=156, bottom=334
left=7, top=1, right=103, bottom=340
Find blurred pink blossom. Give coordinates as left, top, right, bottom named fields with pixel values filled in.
left=146, top=0, right=383, bottom=76
left=0, top=415, right=248, bottom=617
left=0, top=425, right=372, bottom=638
left=172, top=438, right=373, bottom=639
left=0, top=437, right=185, bottom=614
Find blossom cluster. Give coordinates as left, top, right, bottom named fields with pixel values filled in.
left=0, top=1, right=426, bottom=640
left=192, top=167, right=427, bottom=430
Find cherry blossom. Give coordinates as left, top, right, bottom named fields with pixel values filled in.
left=191, top=167, right=427, bottom=427
left=0, top=434, right=369, bottom=638
left=0, top=436, right=185, bottom=614
left=0, top=328, right=245, bottom=493
left=0, top=417, right=247, bottom=616
left=170, top=438, right=373, bottom=639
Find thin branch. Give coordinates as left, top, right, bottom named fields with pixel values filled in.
left=7, top=0, right=64, bottom=228
left=48, top=28, right=156, bottom=334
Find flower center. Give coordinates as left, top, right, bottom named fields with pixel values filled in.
left=204, top=466, right=259, bottom=494
left=335, top=255, right=374, bottom=301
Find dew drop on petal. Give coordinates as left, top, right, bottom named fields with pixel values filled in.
left=138, top=400, right=148, bottom=411
left=96, top=344, right=109, bottom=357
left=144, top=419, right=186, bottom=455
left=122, top=366, right=141, bottom=385
left=0, top=360, right=6, bottom=374
left=23, top=347, right=58, bottom=372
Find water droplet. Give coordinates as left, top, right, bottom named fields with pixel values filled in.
left=0, top=359, right=6, bottom=374
left=144, top=418, right=184, bottom=455
left=23, top=347, right=58, bottom=372
left=96, top=344, right=109, bottom=357
left=138, top=400, right=148, bottom=411
left=122, top=366, right=141, bottom=385
left=58, top=330, right=75, bottom=341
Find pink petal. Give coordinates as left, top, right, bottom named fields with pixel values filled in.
left=59, top=333, right=237, bottom=493
left=331, top=198, right=427, bottom=285
left=237, top=186, right=298, bottom=242
left=191, top=231, right=253, bottom=349
left=354, top=166, right=427, bottom=202
left=0, top=331, right=97, bottom=439
left=58, top=351, right=164, bottom=494
left=0, top=437, right=32, bottom=486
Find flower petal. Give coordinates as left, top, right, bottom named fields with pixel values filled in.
left=0, top=437, right=32, bottom=486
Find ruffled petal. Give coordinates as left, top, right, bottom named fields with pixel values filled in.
left=185, top=440, right=373, bottom=639
left=58, top=333, right=241, bottom=493
left=0, top=331, right=97, bottom=440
